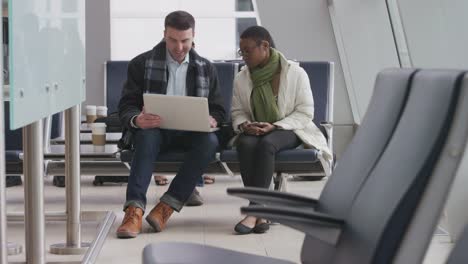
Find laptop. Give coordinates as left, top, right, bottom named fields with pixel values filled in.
left=143, top=94, right=219, bottom=132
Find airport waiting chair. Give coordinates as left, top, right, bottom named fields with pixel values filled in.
left=212, top=62, right=237, bottom=151
left=4, top=101, right=64, bottom=186
left=104, top=60, right=335, bottom=181
left=213, top=62, right=236, bottom=123
left=4, top=101, right=62, bottom=171
left=390, top=72, right=468, bottom=263
left=105, top=60, right=129, bottom=115
left=141, top=69, right=468, bottom=264
left=4, top=102, right=24, bottom=185
left=143, top=242, right=294, bottom=264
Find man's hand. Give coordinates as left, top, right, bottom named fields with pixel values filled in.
left=209, top=115, right=218, bottom=128
left=135, top=107, right=162, bottom=129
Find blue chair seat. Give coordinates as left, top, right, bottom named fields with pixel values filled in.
left=220, top=148, right=319, bottom=163
left=5, top=150, right=22, bottom=162
left=106, top=60, right=333, bottom=177
left=119, top=149, right=221, bottom=174
left=119, top=149, right=216, bottom=163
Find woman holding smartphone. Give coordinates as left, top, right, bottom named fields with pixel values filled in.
left=231, top=26, right=331, bottom=234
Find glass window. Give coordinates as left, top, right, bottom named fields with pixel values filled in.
left=236, top=0, right=253, bottom=12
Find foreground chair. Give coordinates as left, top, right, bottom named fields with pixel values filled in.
left=392, top=72, right=468, bottom=263
left=142, top=69, right=468, bottom=264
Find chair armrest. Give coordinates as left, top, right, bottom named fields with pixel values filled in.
left=320, top=121, right=334, bottom=142
left=116, top=149, right=134, bottom=162
left=227, top=187, right=318, bottom=209
left=320, top=121, right=334, bottom=129
left=319, top=121, right=334, bottom=176
left=242, top=205, right=344, bottom=245
left=220, top=121, right=232, bottom=127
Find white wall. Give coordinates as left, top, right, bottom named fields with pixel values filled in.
left=329, top=0, right=400, bottom=124
left=84, top=0, right=110, bottom=107
left=256, top=0, right=354, bottom=158
left=110, top=0, right=237, bottom=60
left=397, top=0, right=468, bottom=69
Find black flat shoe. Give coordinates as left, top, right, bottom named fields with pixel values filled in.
left=234, top=222, right=254, bottom=235
left=253, top=222, right=270, bottom=234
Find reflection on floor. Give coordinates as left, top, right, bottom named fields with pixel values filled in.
left=4, top=174, right=452, bottom=263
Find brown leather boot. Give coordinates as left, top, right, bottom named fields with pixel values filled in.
left=145, top=202, right=174, bottom=232
left=116, top=206, right=143, bottom=238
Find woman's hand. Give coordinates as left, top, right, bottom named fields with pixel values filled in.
left=255, top=122, right=276, bottom=135
left=241, top=122, right=276, bottom=136
left=241, top=122, right=261, bottom=135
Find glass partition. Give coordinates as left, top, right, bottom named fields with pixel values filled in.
left=327, top=0, right=400, bottom=123
left=396, top=0, right=468, bottom=69
left=9, top=0, right=85, bottom=129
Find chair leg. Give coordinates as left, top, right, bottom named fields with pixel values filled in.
left=219, top=161, right=234, bottom=177
left=6, top=176, right=22, bottom=187
left=53, top=176, right=65, bottom=187
left=318, top=150, right=333, bottom=178
left=273, top=172, right=288, bottom=192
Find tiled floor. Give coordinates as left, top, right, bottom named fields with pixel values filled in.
left=4, top=174, right=452, bottom=263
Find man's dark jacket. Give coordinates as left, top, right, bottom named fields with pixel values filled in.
left=118, top=41, right=226, bottom=133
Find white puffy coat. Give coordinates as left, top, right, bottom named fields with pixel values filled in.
left=231, top=52, right=332, bottom=162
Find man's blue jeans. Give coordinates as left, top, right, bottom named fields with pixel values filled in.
left=124, top=128, right=218, bottom=212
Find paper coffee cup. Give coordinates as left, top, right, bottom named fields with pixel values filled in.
left=91, top=123, right=106, bottom=146
left=96, top=106, right=108, bottom=119
left=93, top=145, right=105, bottom=152
left=86, top=105, right=97, bottom=124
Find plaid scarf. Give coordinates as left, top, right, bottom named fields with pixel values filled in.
left=144, top=41, right=210, bottom=97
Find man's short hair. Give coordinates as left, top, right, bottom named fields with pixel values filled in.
left=165, top=10, right=195, bottom=31
left=240, top=26, right=276, bottom=48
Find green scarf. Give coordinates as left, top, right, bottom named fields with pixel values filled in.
left=250, top=48, right=281, bottom=123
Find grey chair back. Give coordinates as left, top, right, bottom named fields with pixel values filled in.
left=295, top=69, right=416, bottom=262
left=4, top=101, right=22, bottom=152
left=299, top=61, right=334, bottom=135
left=299, top=62, right=334, bottom=132
left=311, top=70, right=465, bottom=264
left=105, top=61, right=129, bottom=114
left=393, top=73, right=468, bottom=264
left=318, top=69, right=416, bottom=218
left=213, top=62, right=236, bottom=122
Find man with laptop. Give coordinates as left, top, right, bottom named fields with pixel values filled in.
left=116, top=10, right=225, bottom=238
